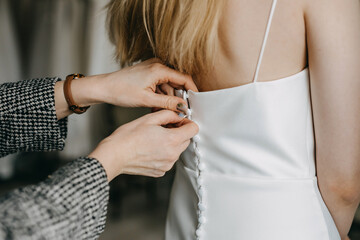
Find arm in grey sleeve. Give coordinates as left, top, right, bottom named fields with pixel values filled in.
left=0, top=77, right=67, bottom=158
left=0, top=157, right=109, bottom=240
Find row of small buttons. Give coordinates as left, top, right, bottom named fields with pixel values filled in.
left=194, top=136, right=205, bottom=239
left=181, top=90, right=206, bottom=239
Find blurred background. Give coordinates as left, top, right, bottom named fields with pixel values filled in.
left=0, top=0, right=359, bottom=239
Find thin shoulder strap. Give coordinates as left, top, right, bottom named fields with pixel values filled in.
left=253, top=0, right=278, bottom=83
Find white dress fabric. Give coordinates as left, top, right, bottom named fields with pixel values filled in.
left=165, top=0, right=341, bottom=239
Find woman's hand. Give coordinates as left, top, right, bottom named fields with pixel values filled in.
left=97, top=58, right=198, bottom=110
left=88, top=110, right=199, bottom=181
left=55, top=58, right=197, bottom=119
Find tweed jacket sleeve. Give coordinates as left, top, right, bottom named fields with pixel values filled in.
left=0, top=157, right=109, bottom=240
left=0, top=77, right=67, bottom=157
left=0, top=78, right=110, bottom=239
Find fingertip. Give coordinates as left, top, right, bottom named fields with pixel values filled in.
left=189, top=121, right=200, bottom=135
left=166, top=96, right=188, bottom=112
left=174, top=98, right=188, bottom=112
left=164, top=68, right=198, bottom=92
left=149, top=93, right=185, bottom=112
left=183, top=74, right=199, bottom=92
left=193, top=121, right=200, bottom=133
left=177, top=119, right=199, bottom=135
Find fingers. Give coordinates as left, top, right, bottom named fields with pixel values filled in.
left=147, top=92, right=188, bottom=111
left=170, top=120, right=199, bottom=141
left=150, top=84, right=182, bottom=111
left=139, top=59, right=198, bottom=110
left=157, top=67, right=198, bottom=92
left=156, top=85, right=164, bottom=94
left=152, top=86, right=166, bottom=112
left=147, top=110, right=184, bottom=126
left=159, top=83, right=175, bottom=96
left=146, top=58, right=198, bottom=92
left=146, top=110, right=199, bottom=140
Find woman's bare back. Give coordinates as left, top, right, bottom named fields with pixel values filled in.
left=198, top=0, right=307, bottom=91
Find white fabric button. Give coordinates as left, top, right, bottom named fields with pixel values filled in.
left=193, top=134, right=200, bottom=142
left=194, top=158, right=200, bottom=167
left=197, top=176, right=204, bottom=185
left=195, top=148, right=202, bottom=158
left=198, top=187, right=205, bottom=197
left=199, top=215, right=206, bottom=224
left=198, top=162, right=205, bottom=171
left=196, top=228, right=203, bottom=238
left=198, top=202, right=206, bottom=211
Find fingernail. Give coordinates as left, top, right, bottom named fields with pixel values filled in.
left=176, top=103, right=188, bottom=114
left=179, top=112, right=187, bottom=118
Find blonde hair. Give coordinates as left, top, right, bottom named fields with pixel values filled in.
left=107, top=0, right=223, bottom=76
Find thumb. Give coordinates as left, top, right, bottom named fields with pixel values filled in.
left=149, top=93, right=187, bottom=112
left=170, top=120, right=199, bottom=141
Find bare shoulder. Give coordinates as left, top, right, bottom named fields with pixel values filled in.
left=303, top=0, right=359, bottom=14
left=303, top=0, right=360, bottom=74
left=303, top=0, right=360, bottom=25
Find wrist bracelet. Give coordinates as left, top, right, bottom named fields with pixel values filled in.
left=63, top=73, right=90, bottom=114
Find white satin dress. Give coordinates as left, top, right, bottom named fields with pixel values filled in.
left=165, top=0, right=341, bottom=239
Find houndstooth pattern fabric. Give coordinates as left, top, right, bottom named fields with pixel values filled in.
left=0, top=77, right=67, bottom=157
left=0, top=157, right=109, bottom=240
left=0, top=78, right=109, bottom=239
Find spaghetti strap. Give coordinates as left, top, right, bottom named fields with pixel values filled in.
left=253, top=0, right=278, bottom=83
